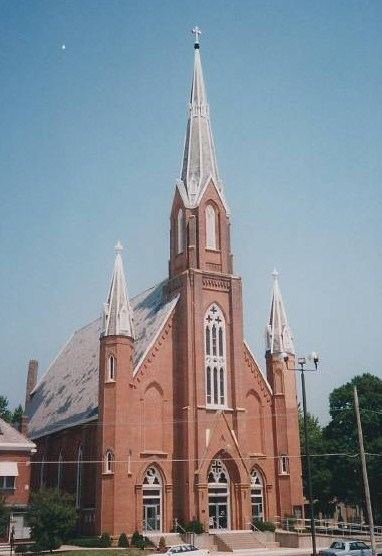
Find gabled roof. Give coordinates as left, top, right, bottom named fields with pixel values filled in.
left=26, top=281, right=179, bottom=439
left=0, top=417, right=36, bottom=452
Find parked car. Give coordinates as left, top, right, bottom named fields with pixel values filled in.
left=318, top=539, right=382, bottom=556
left=165, top=545, right=209, bottom=556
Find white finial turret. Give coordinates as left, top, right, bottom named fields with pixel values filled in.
left=102, top=242, right=135, bottom=338
left=115, top=240, right=123, bottom=254
left=265, top=270, right=295, bottom=355
left=192, top=26, right=202, bottom=48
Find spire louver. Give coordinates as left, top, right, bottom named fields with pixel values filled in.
left=178, top=27, right=222, bottom=207
left=265, top=270, right=295, bottom=355
left=102, top=241, right=135, bottom=338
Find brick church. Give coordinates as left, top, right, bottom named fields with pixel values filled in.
left=25, top=30, right=304, bottom=536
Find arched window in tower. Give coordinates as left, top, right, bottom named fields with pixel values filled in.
left=177, top=209, right=184, bottom=254
left=75, top=446, right=83, bottom=509
left=206, top=204, right=217, bottom=250
left=250, top=468, right=265, bottom=523
left=104, top=450, right=114, bottom=474
left=107, top=355, right=116, bottom=381
left=39, top=455, right=45, bottom=489
left=204, top=304, right=226, bottom=408
left=279, top=454, right=289, bottom=475
left=57, top=452, right=63, bottom=491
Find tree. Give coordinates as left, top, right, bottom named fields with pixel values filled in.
left=12, top=405, right=24, bottom=426
left=0, top=497, right=10, bottom=538
left=26, top=488, right=77, bottom=552
left=0, top=397, right=24, bottom=425
left=324, top=373, right=382, bottom=523
left=299, top=407, right=334, bottom=516
left=0, top=396, right=12, bottom=423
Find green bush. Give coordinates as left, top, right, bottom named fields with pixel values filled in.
left=15, top=545, right=27, bottom=554
left=184, top=519, right=204, bottom=534
left=99, top=532, right=112, bottom=547
left=69, top=536, right=102, bottom=548
left=158, top=536, right=166, bottom=552
left=131, top=530, right=149, bottom=549
left=131, top=530, right=143, bottom=547
left=252, top=519, right=276, bottom=532
left=0, top=497, right=10, bottom=538
left=29, top=544, right=42, bottom=554
left=26, top=488, right=76, bottom=553
left=118, top=533, right=129, bottom=547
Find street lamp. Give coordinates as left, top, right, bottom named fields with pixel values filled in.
left=282, top=351, right=319, bottom=556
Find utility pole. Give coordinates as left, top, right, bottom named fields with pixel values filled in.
left=353, top=386, right=376, bottom=556
left=283, top=352, right=319, bottom=556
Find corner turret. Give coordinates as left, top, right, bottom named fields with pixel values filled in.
left=96, top=242, right=135, bottom=535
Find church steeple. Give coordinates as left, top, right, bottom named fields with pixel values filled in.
left=169, top=29, right=232, bottom=278
left=102, top=241, right=134, bottom=338
left=178, top=26, right=222, bottom=207
left=266, top=270, right=295, bottom=355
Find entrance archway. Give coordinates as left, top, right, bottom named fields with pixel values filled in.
left=208, top=459, right=230, bottom=530
left=250, top=468, right=264, bottom=523
left=142, top=466, right=162, bottom=532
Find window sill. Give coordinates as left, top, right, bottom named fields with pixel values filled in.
left=102, top=471, right=114, bottom=476
left=105, top=379, right=116, bottom=384
left=278, top=473, right=290, bottom=477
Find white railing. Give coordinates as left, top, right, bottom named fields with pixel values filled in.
left=246, top=522, right=267, bottom=546
left=274, top=517, right=382, bottom=537
left=173, top=518, right=193, bottom=544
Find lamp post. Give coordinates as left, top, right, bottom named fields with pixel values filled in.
left=282, top=351, right=319, bottom=556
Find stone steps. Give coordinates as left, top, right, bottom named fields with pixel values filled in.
left=214, top=531, right=266, bottom=551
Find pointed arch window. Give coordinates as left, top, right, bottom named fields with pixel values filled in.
left=57, top=452, right=63, bottom=491
left=251, top=468, right=265, bottom=523
left=75, top=446, right=83, bottom=509
left=208, top=459, right=229, bottom=529
left=107, top=355, right=116, bottom=382
left=104, top=450, right=114, bottom=474
left=279, top=455, right=289, bottom=475
left=206, top=204, right=217, bottom=250
left=205, top=304, right=226, bottom=408
left=39, top=455, right=45, bottom=489
left=142, top=466, right=162, bottom=532
left=177, top=209, right=184, bottom=254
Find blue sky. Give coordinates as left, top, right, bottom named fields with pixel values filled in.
left=1, top=0, right=381, bottom=423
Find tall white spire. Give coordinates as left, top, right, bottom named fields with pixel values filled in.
left=265, top=270, right=295, bottom=355
left=102, top=241, right=135, bottom=338
left=178, top=27, right=222, bottom=207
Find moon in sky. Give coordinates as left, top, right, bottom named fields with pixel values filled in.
left=61, top=44, right=66, bottom=50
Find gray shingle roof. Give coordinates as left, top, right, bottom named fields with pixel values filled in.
left=26, top=282, right=179, bottom=440
left=0, top=417, right=36, bottom=451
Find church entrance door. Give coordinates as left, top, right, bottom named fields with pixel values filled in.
left=250, top=468, right=264, bottom=524
left=208, top=499, right=228, bottom=530
left=142, top=466, right=162, bottom=532
left=207, top=459, right=230, bottom=530
left=143, top=503, right=160, bottom=531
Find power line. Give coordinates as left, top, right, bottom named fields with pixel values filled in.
left=16, top=452, right=382, bottom=466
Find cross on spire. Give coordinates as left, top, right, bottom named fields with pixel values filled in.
left=192, top=26, right=202, bottom=48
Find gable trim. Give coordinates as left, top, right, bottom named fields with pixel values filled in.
left=133, top=294, right=179, bottom=376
